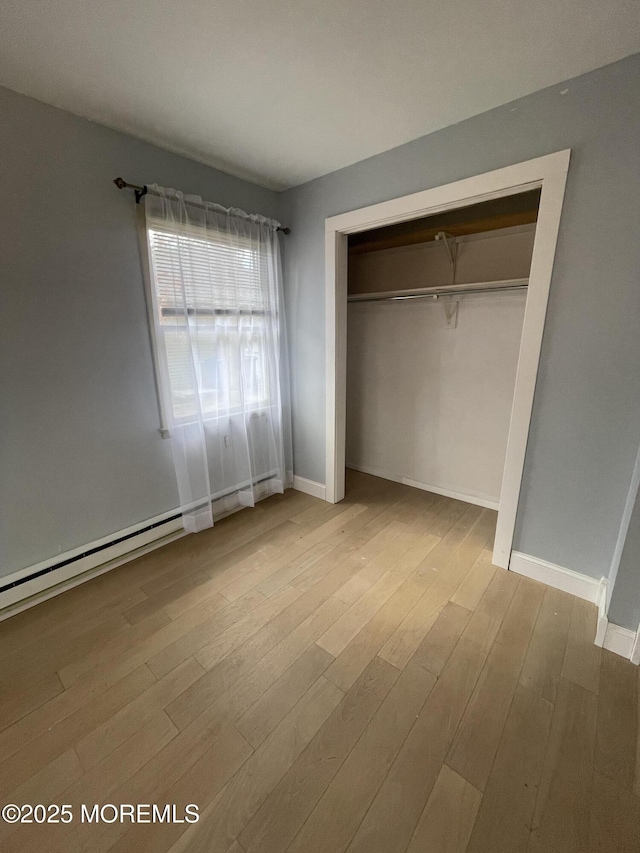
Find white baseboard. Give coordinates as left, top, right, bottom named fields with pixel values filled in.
left=509, top=551, right=605, bottom=604
left=401, top=478, right=499, bottom=511
left=510, top=551, right=640, bottom=664
left=345, top=463, right=499, bottom=510
left=594, top=579, right=609, bottom=647
left=602, top=622, right=638, bottom=660
left=594, top=589, right=639, bottom=664
left=293, top=475, right=327, bottom=501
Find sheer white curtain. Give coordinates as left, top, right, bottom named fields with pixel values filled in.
left=143, top=185, right=292, bottom=533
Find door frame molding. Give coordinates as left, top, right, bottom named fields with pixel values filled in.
left=324, top=150, right=571, bottom=568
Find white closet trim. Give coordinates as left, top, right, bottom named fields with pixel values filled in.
left=325, top=150, right=571, bottom=570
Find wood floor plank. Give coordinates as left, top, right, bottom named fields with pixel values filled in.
left=0, top=671, right=65, bottom=732
left=1, top=747, right=83, bottom=827
left=345, top=619, right=497, bottom=853
left=104, top=490, right=314, bottom=596
left=67, top=711, right=178, bottom=810
left=287, top=486, right=409, bottom=560
left=74, top=656, right=204, bottom=770
left=0, top=749, right=85, bottom=852
left=465, top=684, right=553, bottom=853
left=146, top=589, right=280, bottom=679
left=561, top=596, right=601, bottom=694
left=475, top=565, right=519, bottom=617
left=417, top=507, right=495, bottom=600
left=287, top=662, right=437, bottom=853
left=70, top=702, right=256, bottom=852
left=239, top=656, right=399, bottom=853
left=1, top=713, right=178, bottom=852
left=378, top=507, right=492, bottom=669
left=156, top=495, right=313, bottom=590
left=424, top=496, right=473, bottom=539
left=323, top=576, right=429, bottom=693
left=182, top=491, right=316, bottom=568
left=0, top=578, right=148, bottom=665
left=526, top=834, right=558, bottom=852
left=317, top=528, right=434, bottom=658
left=274, top=489, right=422, bottom=575
left=588, top=771, right=640, bottom=853
left=405, top=764, right=482, bottom=853
left=165, top=518, right=316, bottom=609
left=0, top=827, right=81, bottom=853
left=0, top=664, right=156, bottom=797
left=141, top=515, right=315, bottom=597
left=0, top=563, right=138, bottom=626
left=636, top=672, right=640, bottom=798
left=219, top=505, right=369, bottom=602
left=594, top=649, right=638, bottom=789
left=235, top=644, right=335, bottom=747
left=530, top=677, right=597, bottom=853
left=124, top=570, right=212, bottom=625
left=328, top=495, right=449, bottom=607
left=289, top=474, right=394, bottom=526
left=87, top=725, right=254, bottom=853
left=411, top=507, right=493, bottom=595
left=370, top=581, right=446, bottom=670
left=254, top=541, right=337, bottom=598
left=2, top=475, right=637, bottom=853
left=446, top=579, right=544, bottom=792
left=0, top=655, right=157, bottom=764
left=186, top=586, right=305, bottom=674
left=291, top=523, right=397, bottom=591
left=450, top=548, right=496, bottom=611
left=168, top=596, right=346, bottom=739
left=411, top=600, right=472, bottom=676
left=170, top=676, right=344, bottom=853
left=460, top=605, right=503, bottom=651
left=331, top=520, right=423, bottom=606
left=167, top=593, right=348, bottom=731
left=0, top=611, right=132, bottom=691
left=519, top=585, right=574, bottom=704
left=56, top=593, right=228, bottom=687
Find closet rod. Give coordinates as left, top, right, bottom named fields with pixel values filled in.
left=347, top=278, right=528, bottom=303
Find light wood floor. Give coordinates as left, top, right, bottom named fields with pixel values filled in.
left=1, top=471, right=639, bottom=852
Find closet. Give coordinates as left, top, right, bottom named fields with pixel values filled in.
left=346, top=190, right=540, bottom=509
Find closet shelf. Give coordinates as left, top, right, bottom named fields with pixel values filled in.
left=347, top=278, right=529, bottom=303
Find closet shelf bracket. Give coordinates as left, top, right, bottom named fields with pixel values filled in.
left=442, top=299, right=459, bottom=329
left=435, top=231, right=457, bottom=284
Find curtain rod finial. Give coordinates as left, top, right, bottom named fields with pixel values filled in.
left=113, top=177, right=127, bottom=189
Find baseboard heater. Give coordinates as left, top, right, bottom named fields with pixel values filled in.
left=0, top=513, right=182, bottom=597
left=0, top=471, right=285, bottom=618
left=0, top=512, right=185, bottom=617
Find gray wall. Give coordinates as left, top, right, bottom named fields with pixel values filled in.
left=609, top=489, right=640, bottom=631
left=280, top=53, right=640, bottom=581
left=0, top=85, right=281, bottom=577
left=3, top=54, right=640, bottom=602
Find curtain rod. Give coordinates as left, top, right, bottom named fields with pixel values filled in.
left=113, top=178, right=291, bottom=234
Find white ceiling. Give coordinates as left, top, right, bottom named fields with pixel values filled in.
left=1, top=1, right=639, bottom=190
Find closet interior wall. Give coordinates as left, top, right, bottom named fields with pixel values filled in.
left=346, top=223, right=536, bottom=508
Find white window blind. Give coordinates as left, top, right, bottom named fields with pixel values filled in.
left=147, top=223, right=271, bottom=421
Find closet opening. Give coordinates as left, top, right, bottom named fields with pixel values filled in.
left=345, top=190, right=540, bottom=518
left=324, top=152, right=571, bottom=569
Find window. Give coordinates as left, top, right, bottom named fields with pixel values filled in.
left=146, top=222, right=272, bottom=422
